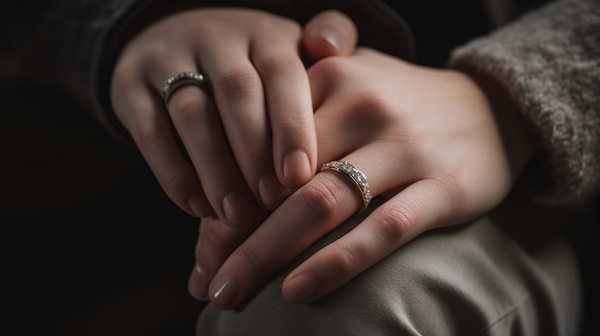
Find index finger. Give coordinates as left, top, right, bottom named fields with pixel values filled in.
left=251, top=24, right=317, bottom=188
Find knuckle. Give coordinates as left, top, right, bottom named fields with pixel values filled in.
left=308, top=57, right=354, bottom=81
left=217, top=68, right=261, bottom=99
left=194, top=21, right=223, bottom=41
left=234, top=246, right=267, bottom=273
left=200, top=223, right=227, bottom=256
left=298, top=179, right=342, bottom=218
left=135, top=125, right=161, bottom=153
left=354, top=89, right=391, bottom=115
left=285, top=19, right=302, bottom=35
left=429, top=173, right=465, bottom=214
left=259, top=54, right=301, bottom=78
left=373, top=205, right=416, bottom=245
left=329, top=247, right=362, bottom=278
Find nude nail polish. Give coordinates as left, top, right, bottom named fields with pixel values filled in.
left=188, top=263, right=209, bottom=300
left=258, top=174, right=288, bottom=206
left=211, top=275, right=238, bottom=308
left=283, top=150, right=311, bottom=181
left=284, top=274, right=318, bottom=303
left=222, top=191, right=250, bottom=220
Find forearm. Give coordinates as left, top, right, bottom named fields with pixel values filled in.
left=450, top=0, right=600, bottom=204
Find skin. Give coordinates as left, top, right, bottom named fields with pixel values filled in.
left=110, top=8, right=359, bottom=302
left=195, top=48, right=539, bottom=309
left=111, top=7, right=538, bottom=310
left=111, top=9, right=357, bottom=227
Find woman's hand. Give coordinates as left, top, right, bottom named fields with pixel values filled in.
left=192, top=48, right=539, bottom=308
left=110, top=8, right=357, bottom=225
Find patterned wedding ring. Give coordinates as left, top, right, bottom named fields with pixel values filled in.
left=320, top=161, right=372, bottom=215
left=161, top=72, right=209, bottom=105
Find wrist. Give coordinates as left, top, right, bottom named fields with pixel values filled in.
left=460, top=69, right=540, bottom=179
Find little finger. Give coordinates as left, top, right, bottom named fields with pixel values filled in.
left=206, top=145, right=414, bottom=309
left=282, top=179, right=455, bottom=303
left=111, top=80, right=212, bottom=218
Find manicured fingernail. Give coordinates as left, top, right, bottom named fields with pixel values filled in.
left=211, top=275, right=238, bottom=308
left=188, top=263, right=209, bottom=300
left=316, top=27, right=344, bottom=51
left=284, top=274, right=318, bottom=303
left=258, top=174, right=288, bottom=206
left=222, top=191, right=250, bottom=220
left=283, top=150, right=311, bottom=181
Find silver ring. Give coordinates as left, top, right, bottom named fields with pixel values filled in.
left=161, top=72, right=209, bottom=105
left=320, top=160, right=372, bottom=215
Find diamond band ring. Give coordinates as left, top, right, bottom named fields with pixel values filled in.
left=320, top=160, right=372, bottom=215
left=161, top=72, right=209, bottom=105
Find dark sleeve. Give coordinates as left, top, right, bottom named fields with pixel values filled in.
left=0, top=0, right=414, bottom=145
left=449, top=0, right=600, bottom=204
left=1, top=0, right=156, bottom=143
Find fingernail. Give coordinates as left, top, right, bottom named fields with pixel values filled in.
left=258, top=174, right=288, bottom=206
left=211, top=275, right=238, bottom=308
left=222, top=191, right=250, bottom=220
left=283, top=150, right=311, bottom=181
left=188, top=263, right=209, bottom=300
left=316, top=27, right=344, bottom=51
left=284, top=274, right=318, bottom=303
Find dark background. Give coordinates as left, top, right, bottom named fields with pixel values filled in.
left=2, top=86, right=205, bottom=335
left=2, top=0, right=598, bottom=334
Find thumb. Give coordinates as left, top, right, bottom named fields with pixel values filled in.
left=302, top=10, right=358, bottom=62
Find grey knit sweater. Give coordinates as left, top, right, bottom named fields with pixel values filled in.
left=451, top=0, right=600, bottom=204
left=1, top=0, right=599, bottom=204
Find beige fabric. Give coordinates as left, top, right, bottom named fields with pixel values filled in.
left=196, top=196, right=581, bottom=335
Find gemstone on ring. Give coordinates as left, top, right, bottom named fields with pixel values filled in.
left=161, top=72, right=208, bottom=104
left=320, top=160, right=372, bottom=215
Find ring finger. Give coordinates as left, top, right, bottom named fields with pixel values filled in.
left=206, top=144, right=414, bottom=309
left=148, top=58, right=260, bottom=227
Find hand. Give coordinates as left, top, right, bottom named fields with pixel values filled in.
left=110, top=8, right=357, bottom=226
left=193, top=48, right=539, bottom=308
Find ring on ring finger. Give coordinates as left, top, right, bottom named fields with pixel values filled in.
left=161, top=72, right=210, bottom=105
left=320, top=160, right=372, bottom=215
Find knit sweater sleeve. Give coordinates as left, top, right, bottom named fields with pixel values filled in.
left=449, top=0, right=600, bottom=204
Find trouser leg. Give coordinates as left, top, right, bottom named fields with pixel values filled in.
left=196, top=197, right=581, bottom=336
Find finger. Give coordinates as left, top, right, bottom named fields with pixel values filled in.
left=167, top=84, right=260, bottom=226
left=207, top=146, right=413, bottom=309
left=302, top=10, right=358, bottom=62
left=144, top=53, right=259, bottom=225
left=189, top=88, right=383, bottom=301
left=252, top=26, right=317, bottom=188
left=189, top=216, right=255, bottom=301
left=197, top=36, right=289, bottom=210
left=282, top=179, right=454, bottom=303
left=306, top=55, right=355, bottom=111
left=111, top=72, right=212, bottom=218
